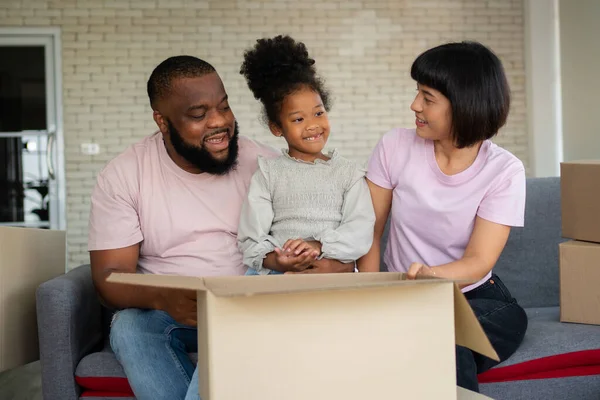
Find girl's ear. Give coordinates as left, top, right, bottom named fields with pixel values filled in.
left=269, top=122, right=283, bottom=138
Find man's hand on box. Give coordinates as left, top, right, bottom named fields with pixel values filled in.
left=286, top=258, right=354, bottom=274
left=157, top=288, right=197, bottom=326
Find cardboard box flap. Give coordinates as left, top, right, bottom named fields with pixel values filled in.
left=457, top=386, right=493, bottom=399
left=203, top=272, right=454, bottom=297
left=453, top=285, right=499, bottom=361
left=107, top=271, right=460, bottom=297
left=107, top=272, right=208, bottom=290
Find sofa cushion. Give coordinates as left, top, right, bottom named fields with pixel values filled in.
left=501, top=307, right=600, bottom=367
left=478, top=306, right=600, bottom=388
left=75, top=350, right=130, bottom=394
left=480, top=374, right=600, bottom=400
left=75, top=344, right=199, bottom=396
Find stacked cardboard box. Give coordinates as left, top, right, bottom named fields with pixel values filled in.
left=0, top=226, right=66, bottom=372
left=560, top=161, right=600, bottom=325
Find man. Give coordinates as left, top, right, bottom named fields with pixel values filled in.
left=89, top=56, right=353, bottom=400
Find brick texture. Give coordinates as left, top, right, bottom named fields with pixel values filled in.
left=0, top=0, right=528, bottom=269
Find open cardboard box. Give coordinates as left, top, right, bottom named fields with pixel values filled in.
left=0, top=226, right=66, bottom=372
left=108, top=272, right=496, bottom=399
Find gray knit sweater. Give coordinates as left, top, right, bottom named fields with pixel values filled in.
left=237, top=149, right=376, bottom=274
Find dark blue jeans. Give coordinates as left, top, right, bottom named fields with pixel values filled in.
left=457, top=273, right=528, bottom=392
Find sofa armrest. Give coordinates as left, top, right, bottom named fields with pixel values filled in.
left=36, top=264, right=103, bottom=400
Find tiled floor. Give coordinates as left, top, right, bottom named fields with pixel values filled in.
left=0, top=361, right=42, bottom=400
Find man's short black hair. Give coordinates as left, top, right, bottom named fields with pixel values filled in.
left=147, top=55, right=216, bottom=109
left=411, top=41, right=510, bottom=148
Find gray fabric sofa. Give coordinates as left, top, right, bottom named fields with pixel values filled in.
left=36, top=177, right=600, bottom=399
left=478, top=178, right=600, bottom=398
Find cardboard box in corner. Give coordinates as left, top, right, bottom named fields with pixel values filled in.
left=108, top=272, right=497, bottom=400
left=560, top=240, right=600, bottom=325
left=561, top=161, right=600, bottom=243
left=0, top=226, right=66, bottom=373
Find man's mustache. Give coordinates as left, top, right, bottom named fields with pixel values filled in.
left=204, top=128, right=230, bottom=140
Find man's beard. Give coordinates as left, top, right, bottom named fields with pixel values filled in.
left=167, top=119, right=239, bottom=175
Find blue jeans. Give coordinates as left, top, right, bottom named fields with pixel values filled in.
left=110, top=309, right=201, bottom=400
left=456, top=273, right=528, bottom=392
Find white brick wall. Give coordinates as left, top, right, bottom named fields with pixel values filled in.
left=1, top=0, right=528, bottom=268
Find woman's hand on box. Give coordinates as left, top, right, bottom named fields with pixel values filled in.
left=406, top=262, right=437, bottom=280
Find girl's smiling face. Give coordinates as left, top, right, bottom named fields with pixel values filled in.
left=270, top=86, right=331, bottom=162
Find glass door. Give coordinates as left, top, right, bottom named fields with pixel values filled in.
left=0, top=30, right=65, bottom=230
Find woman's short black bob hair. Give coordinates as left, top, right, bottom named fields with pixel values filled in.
left=411, top=41, right=510, bottom=148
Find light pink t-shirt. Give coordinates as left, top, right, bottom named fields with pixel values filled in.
left=88, top=132, right=277, bottom=277
left=367, top=128, right=526, bottom=292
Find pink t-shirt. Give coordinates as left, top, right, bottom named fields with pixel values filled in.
left=367, top=128, right=525, bottom=292
left=88, top=132, right=277, bottom=277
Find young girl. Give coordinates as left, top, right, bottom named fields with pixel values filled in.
left=238, top=35, right=375, bottom=275
left=358, top=41, right=528, bottom=392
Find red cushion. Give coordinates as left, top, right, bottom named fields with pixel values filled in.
left=75, top=376, right=134, bottom=397
left=80, top=390, right=134, bottom=398
left=479, top=349, right=600, bottom=383
left=76, top=350, right=600, bottom=396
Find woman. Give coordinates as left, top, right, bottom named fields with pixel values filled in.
left=358, top=41, right=528, bottom=392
